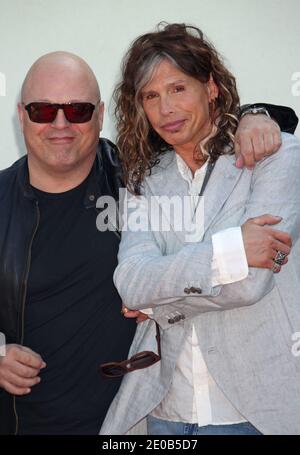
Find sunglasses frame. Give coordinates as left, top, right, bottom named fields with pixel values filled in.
left=23, top=101, right=99, bottom=124
left=99, top=320, right=161, bottom=378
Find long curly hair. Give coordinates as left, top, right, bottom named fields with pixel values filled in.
left=114, top=23, right=240, bottom=194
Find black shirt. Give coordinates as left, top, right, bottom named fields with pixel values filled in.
left=16, top=172, right=136, bottom=434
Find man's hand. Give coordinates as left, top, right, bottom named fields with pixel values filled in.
left=0, top=344, right=46, bottom=395
left=242, top=214, right=292, bottom=272
left=235, top=115, right=282, bottom=169
left=122, top=304, right=149, bottom=323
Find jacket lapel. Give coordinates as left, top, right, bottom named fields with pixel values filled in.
left=145, top=152, right=243, bottom=243
left=201, top=154, right=243, bottom=235
left=145, top=153, right=188, bottom=243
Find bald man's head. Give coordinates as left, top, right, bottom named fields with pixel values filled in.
left=18, top=52, right=104, bottom=186
left=21, top=51, right=101, bottom=103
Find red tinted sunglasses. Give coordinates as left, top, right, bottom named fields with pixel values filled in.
left=23, top=101, right=99, bottom=124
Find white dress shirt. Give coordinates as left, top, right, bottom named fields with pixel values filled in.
left=150, top=154, right=248, bottom=426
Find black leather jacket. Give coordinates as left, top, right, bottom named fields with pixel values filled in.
left=0, top=138, right=123, bottom=434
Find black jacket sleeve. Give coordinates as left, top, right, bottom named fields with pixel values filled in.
left=240, top=103, right=298, bottom=134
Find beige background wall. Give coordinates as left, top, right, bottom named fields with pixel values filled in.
left=0, top=0, right=299, bottom=169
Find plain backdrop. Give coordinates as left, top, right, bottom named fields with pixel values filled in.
left=0, top=0, right=299, bottom=169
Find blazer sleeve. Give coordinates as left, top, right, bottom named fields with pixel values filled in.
left=114, top=133, right=300, bottom=319
left=240, top=103, right=298, bottom=134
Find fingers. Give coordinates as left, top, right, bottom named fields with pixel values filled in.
left=0, top=380, right=32, bottom=396
left=235, top=154, right=244, bottom=169
left=122, top=305, right=138, bottom=318
left=122, top=305, right=149, bottom=323
left=242, top=216, right=292, bottom=271
left=15, top=347, right=46, bottom=369
left=249, top=129, right=281, bottom=162
left=263, top=257, right=286, bottom=273
left=234, top=115, right=282, bottom=168
left=136, top=314, right=149, bottom=324
left=275, top=256, right=289, bottom=266
left=5, top=370, right=40, bottom=389
left=271, top=262, right=282, bottom=274
left=270, top=239, right=291, bottom=255
left=270, top=248, right=289, bottom=273
left=123, top=309, right=149, bottom=323
left=246, top=215, right=292, bottom=247
left=250, top=214, right=282, bottom=227
left=10, top=362, right=41, bottom=379
left=271, top=253, right=288, bottom=267
left=268, top=228, right=292, bottom=247
left=238, top=136, right=255, bottom=169
left=261, top=129, right=281, bottom=157
left=123, top=310, right=141, bottom=319
left=272, top=131, right=282, bottom=151
left=251, top=135, right=265, bottom=162
left=234, top=142, right=244, bottom=168
left=0, top=345, right=45, bottom=395
left=262, top=133, right=274, bottom=157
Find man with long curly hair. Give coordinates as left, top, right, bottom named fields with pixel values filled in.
left=100, top=23, right=300, bottom=435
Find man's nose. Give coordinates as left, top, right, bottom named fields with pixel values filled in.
left=51, top=108, right=70, bottom=128
left=160, top=95, right=174, bottom=116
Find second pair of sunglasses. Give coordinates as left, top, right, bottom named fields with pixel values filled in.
left=99, top=320, right=161, bottom=378
left=23, top=101, right=100, bottom=124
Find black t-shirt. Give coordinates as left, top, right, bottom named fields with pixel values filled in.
left=16, top=172, right=136, bottom=434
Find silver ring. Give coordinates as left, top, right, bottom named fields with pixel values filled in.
left=272, top=261, right=281, bottom=273
left=274, top=251, right=287, bottom=265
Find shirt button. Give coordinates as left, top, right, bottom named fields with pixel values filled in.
left=89, top=194, right=95, bottom=202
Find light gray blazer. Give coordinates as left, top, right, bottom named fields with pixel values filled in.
left=100, top=133, right=300, bottom=435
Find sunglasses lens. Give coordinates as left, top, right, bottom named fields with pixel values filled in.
left=101, top=364, right=127, bottom=377
left=26, top=103, right=57, bottom=123
left=129, top=352, right=158, bottom=369
left=64, top=103, right=95, bottom=123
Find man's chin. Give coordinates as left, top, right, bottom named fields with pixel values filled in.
left=44, top=152, right=80, bottom=172
left=49, top=159, right=79, bottom=173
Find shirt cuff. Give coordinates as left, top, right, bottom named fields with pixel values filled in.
left=211, top=227, right=248, bottom=286
left=140, top=308, right=153, bottom=316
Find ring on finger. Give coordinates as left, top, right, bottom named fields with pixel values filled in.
left=274, top=250, right=287, bottom=266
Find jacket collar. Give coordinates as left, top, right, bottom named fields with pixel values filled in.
left=16, top=138, right=120, bottom=208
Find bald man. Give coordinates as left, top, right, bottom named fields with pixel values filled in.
left=0, top=52, right=297, bottom=435
left=0, top=52, right=137, bottom=435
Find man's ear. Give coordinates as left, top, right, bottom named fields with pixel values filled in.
left=98, top=101, right=104, bottom=131
left=207, top=74, right=219, bottom=102
left=17, top=102, right=25, bottom=132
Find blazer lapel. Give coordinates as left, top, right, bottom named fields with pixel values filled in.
left=201, top=154, right=243, bottom=235
left=145, top=153, right=188, bottom=243
left=145, top=152, right=243, bottom=243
